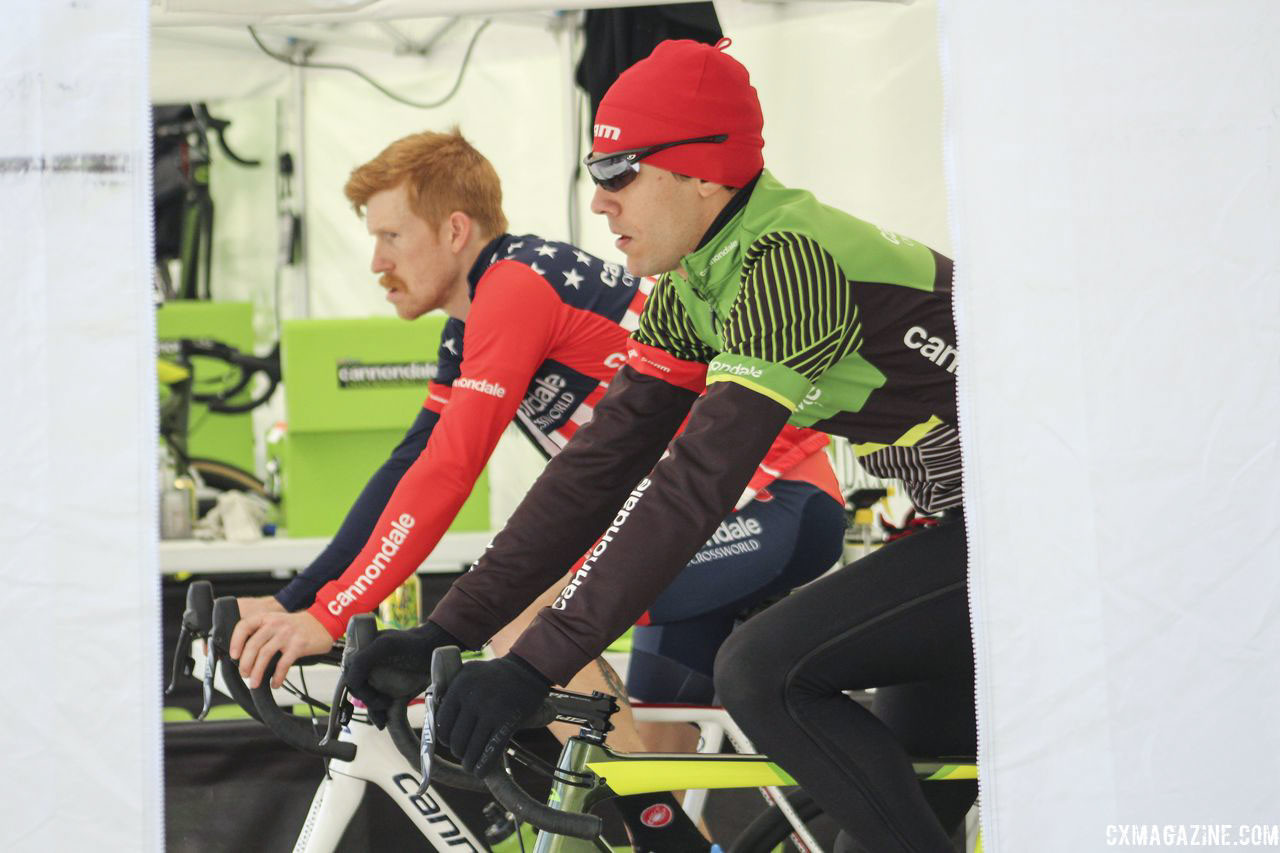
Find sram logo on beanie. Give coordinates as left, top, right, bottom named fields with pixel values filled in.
left=592, top=38, right=764, bottom=187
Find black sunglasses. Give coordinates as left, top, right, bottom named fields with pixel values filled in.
left=583, top=133, right=729, bottom=192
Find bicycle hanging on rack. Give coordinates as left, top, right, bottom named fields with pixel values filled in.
left=158, top=337, right=281, bottom=510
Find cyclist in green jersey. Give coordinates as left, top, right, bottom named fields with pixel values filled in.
left=350, top=38, right=974, bottom=852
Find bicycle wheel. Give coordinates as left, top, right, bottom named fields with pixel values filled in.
left=189, top=457, right=275, bottom=501
left=728, top=789, right=833, bottom=853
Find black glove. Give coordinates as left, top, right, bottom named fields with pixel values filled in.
left=435, top=654, right=551, bottom=776
left=345, top=620, right=459, bottom=728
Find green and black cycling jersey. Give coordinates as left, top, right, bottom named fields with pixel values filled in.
left=632, top=169, right=959, bottom=511
left=430, top=170, right=961, bottom=685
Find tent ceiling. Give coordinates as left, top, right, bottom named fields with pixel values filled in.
left=151, top=10, right=566, bottom=101
left=151, top=0, right=694, bottom=27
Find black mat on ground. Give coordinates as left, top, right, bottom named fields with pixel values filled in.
left=165, top=719, right=634, bottom=850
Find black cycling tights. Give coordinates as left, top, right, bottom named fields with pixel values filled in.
left=714, top=513, right=975, bottom=853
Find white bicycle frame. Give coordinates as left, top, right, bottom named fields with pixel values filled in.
left=190, top=645, right=485, bottom=851
left=292, top=704, right=486, bottom=853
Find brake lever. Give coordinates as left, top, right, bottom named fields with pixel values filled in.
left=198, top=641, right=218, bottom=721
left=168, top=581, right=216, bottom=695
left=322, top=614, right=375, bottom=745
left=166, top=623, right=195, bottom=696
left=414, top=684, right=438, bottom=797
left=319, top=677, right=351, bottom=747
left=417, top=646, right=464, bottom=796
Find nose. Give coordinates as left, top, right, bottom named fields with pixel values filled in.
left=371, top=250, right=391, bottom=275
left=590, top=184, right=618, bottom=216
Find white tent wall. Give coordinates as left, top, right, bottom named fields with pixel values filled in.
left=1, top=1, right=162, bottom=851
left=941, top=2, right=1280, bottom=850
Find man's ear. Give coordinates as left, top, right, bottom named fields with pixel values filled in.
left=445, top=210, right=472, bottom=252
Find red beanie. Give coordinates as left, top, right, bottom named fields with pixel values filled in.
left=592, top=38, right=764, bottom=187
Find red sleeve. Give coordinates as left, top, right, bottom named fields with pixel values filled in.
left=423, top=381, right=451, bottom=414
left=625, top=337, right=707, bottom=394
left=307, top=262, right=560, bottom=638
left=751, top=427, right=841, bottom=502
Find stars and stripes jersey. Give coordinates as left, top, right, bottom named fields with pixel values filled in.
left=304, top=233, right=837, bottom=639
left=424, top=234, right=649, bottom=457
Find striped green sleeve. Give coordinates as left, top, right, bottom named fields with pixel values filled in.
left=633, top=273, right=718, bottom=364
left=710, top=232, right=862, bottom=410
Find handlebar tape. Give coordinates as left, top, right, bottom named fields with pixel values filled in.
left=483, top=767, right=603, bottom=840
left=209, top=596, right=354, bottom=762
left=208, top=597, right=264, bottom=724
left=182, top=339, right=280, bottom=413
left=385, top=698, right=488, bottom=792
left=250, top=655, right=356, bottom=763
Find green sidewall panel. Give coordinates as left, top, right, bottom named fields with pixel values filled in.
left=279, top=430, right=490, bottom=537
left=277, top=314, right=489, bottom=538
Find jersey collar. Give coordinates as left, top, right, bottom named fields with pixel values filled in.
left=693, top=171, right=760, bottom=253
left=679, top=171, right=764, bottom=294
left=467, top=233, right=513, bottom=297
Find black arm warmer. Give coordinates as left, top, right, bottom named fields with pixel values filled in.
left=429, top=366, right=698, bottom=649
left=511, top=381, right=791, bottom=684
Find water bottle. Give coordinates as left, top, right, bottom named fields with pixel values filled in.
left=160, top=475, right=196, bottom=540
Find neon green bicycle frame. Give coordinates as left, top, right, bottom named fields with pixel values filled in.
left=532, top=736, right=977, bottom=852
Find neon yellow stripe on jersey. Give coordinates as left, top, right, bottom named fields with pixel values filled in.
left=705, top=353, right=810, bottom=410
left=586, top=758, right=797, bottom=796
left=853, top=415, right=943, bottom=455
left=706, top=374, right=798, bottom=411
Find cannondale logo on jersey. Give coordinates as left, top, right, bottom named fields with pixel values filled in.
left=903, top=326, right=958, bottom=374
left=453, top=376, right=507, bottom=397
left=328, top=513, right=416, bottom=615
left=708, top=359, right=764, bottom=379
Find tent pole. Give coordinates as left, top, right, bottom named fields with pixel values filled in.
left=556, top=10, right=582, bottom=246
left=290, top=58, right=311, bottom=317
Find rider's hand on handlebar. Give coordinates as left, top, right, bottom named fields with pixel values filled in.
left=236, top=595, right=285, bottom=619
left=345, top=620, right=459, bottom=729
left=231, top=610, right=334, bottom=689
left=436, top=654, right=551, bottom=777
